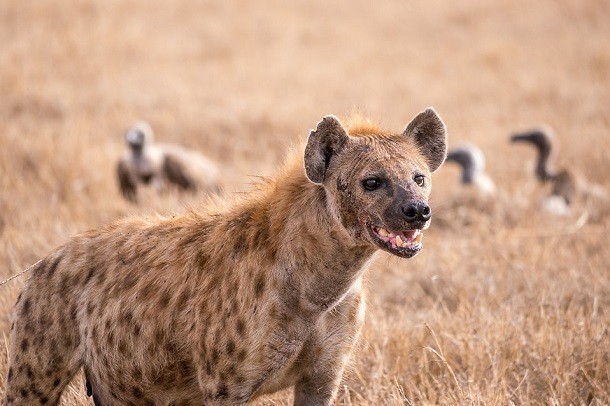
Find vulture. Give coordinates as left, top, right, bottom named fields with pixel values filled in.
left=117, top=121, right=220, bottom=203
left=510, top=127, right=578, bottom=216
left=445, top=143, right=496, bottom=197
left=510, top=126, right=609, bottom=217
left=434, top=143, right=503, bottom=230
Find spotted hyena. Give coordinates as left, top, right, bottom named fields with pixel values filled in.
left=2, top=108, right=447, bottom=405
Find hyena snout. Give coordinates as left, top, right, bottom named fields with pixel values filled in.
left=401, top=201, right=431, bottom=224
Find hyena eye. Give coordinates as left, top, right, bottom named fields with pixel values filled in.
left=414, top=174, right=425, bottom=187
left=362, top=177, right=382, bottom=191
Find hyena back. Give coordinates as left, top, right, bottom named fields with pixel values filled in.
left=3, top=108, right=447, bottom=405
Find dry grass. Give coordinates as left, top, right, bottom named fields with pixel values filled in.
left=1, top=0, right=609, bottom=404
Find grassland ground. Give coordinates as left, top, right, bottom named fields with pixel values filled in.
left=1, top=0, right=609, bottom=404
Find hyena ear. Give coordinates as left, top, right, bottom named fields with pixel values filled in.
left=403, top=108, right=447, bottom=172
left=304, top=115, right=349, bottom=184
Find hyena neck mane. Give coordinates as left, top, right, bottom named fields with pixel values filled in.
left=212, top=154, right=375, bottom=315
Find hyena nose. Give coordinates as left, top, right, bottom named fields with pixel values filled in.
left=401, top=202, right=431, bottom=223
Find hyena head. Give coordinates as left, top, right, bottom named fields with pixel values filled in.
left=304, top=108, right=447, bottom=258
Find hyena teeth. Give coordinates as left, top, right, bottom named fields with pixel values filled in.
left=378, top=228, right=389, bottom=237
left=395, top=235, right=403, bottom=247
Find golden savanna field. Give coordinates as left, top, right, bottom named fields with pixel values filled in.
left=1, top=0, right=609, bottom=404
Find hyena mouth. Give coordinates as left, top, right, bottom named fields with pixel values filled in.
left=368, top=225, right=423, bottom=258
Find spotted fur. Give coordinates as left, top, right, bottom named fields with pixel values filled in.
left=3, top=108, right=447, bottom=405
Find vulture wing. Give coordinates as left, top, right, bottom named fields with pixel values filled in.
left=117, top=159, right=138, bottom=202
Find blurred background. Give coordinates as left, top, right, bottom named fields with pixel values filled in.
left=1, top=0, right=609, bottom=404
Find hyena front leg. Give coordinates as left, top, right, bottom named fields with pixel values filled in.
left=293, top=290, right=366, bottom=406
left=3, top=257, right=84, bottom=405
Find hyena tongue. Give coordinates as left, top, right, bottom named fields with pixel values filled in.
left=400, top=230, right=423, bottom=245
